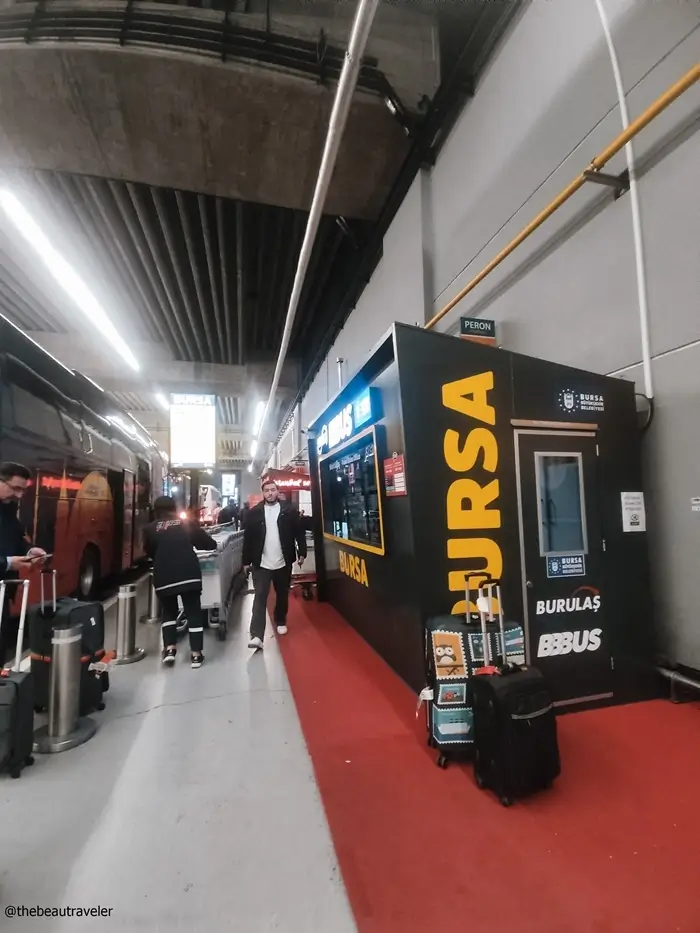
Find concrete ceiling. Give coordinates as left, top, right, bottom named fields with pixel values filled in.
left=0, top=0, right=439, bottom=218
left=0, top=0, right=524, bottom=466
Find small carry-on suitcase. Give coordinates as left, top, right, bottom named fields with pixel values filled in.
left=471, top=580, right=560, bottom=806
left=424, top=574, right=526, bottom=769
left=0, top=579, right=35, bottom=779
left=30, top=571, right=108, bottom=714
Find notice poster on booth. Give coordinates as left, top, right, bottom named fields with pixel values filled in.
left=384, top=454, right=407, bottom=497
left=621, top=492, right=646, bottom=532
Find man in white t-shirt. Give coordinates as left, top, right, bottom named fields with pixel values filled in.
left=242, top=480, right=307, bottom=650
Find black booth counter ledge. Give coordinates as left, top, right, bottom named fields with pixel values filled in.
left=307, top=323, right=656, bottom=711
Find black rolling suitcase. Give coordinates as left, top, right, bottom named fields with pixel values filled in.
left=423, top=575, right=526, bottom=769
left=0, top=579, right=35, bottom=779
left=471, top=580, right=560, bottom=806
left=29, top=571, right=108, bottom=714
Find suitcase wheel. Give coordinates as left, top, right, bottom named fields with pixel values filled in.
left=436, top=754, right=448, bottom=769
left=499, top=796, right=513, bottom=808
left=217, top=623, right=227, bottom=642
left=10, top=767, right=21, bottom=779
left=25, top=755, right=34, bottom=767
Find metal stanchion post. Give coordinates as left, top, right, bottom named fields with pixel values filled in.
left=116, top=583, right=147, bottom=664
left=140, top=573, right=160, bottom=624
left=34, top=625, right=98, bottom=754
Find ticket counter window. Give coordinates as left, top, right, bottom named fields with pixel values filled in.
left=319, top=430, right=384, bottom=554
left=535, top=453, right=588, bottom=555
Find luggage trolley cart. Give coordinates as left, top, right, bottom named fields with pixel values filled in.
left=197, top=549, right=228, bottom=641
left=195, top=529, right=245, bottom=640
left=291, top=534, right=316, bottom=601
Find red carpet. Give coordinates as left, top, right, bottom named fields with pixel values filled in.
left=277, top=594, right=700, bottom=933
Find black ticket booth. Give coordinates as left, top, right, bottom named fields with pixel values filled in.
left=308, top=323, right=655, bottom=710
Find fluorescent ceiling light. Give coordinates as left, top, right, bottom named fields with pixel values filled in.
left=250, top=440, right=258, bottom=458
left=0, top=190, right=140, bottom=372
left=155, top=392, right=170, bottom=411
left=247, top=463, right=253, bottom=473
left=253, top=400, right=265, bottom=436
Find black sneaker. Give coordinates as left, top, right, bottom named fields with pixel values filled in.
left=191, top=653, right=204, bottom=669
left=162, top=648, right=176, bottom=666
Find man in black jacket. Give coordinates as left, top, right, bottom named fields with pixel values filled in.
left=1, top=462, right=47, bottom=663
left=242, top=480, right=307, bottom=650
left=143, top=496, right=217, bottom=669
left=217, top=502, right=239, bottom=529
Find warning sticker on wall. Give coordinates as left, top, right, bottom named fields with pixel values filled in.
left=691, top=497, right=700, bottom=513
left=621, top=492, right=646, bottom=532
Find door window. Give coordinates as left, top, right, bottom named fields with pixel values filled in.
left=535, top=453, right=587, bottom=555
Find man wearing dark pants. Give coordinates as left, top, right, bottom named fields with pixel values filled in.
left=143, top=496, right=217, bottom=669
left=243, top=480, right=307, bottom=650
left=1, top=462, right=47, bottom=665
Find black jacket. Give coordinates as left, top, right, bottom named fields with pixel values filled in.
left=218, top=505, right=238, bottom=526
left=242, top=500, right=307, bottom=569
left=0, top=499, right=29, bottom=579
left=143, top=517, right=217, bottom=595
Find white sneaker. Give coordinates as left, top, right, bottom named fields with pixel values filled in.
left=276, top=625, right=288, bottom=636
left=248, top=636, right=263, bottom=651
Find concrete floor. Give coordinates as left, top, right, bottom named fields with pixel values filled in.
left=0, top=583, right=357, bottom=933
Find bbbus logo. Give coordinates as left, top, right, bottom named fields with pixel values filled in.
left=536, top=586, right=601, bottom=615
left=537, top=629, right=602, bottom=657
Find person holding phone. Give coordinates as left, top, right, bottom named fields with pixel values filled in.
left=0, top=461, right=47, bottom=663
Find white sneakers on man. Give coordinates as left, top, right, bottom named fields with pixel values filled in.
left=248, top=627, right=286, bottom=649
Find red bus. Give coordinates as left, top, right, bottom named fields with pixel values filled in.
left=0, top=313, right=160, bottom=607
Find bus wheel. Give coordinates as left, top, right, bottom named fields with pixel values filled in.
left=78, top=546, right=100, bottom=600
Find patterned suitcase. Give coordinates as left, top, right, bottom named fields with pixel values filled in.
left=423, top=574, right=525, bottom=769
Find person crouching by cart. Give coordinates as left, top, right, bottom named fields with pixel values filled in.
left=144, top=496, right=217, bottom=669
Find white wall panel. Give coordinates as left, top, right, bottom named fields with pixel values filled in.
left=289, top=0, right=700, bottom=666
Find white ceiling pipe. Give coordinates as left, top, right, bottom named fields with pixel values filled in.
left=250, top=0, right=382, bottom=471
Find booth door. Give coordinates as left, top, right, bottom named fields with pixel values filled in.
left=515, top=430, right=613, bottom=707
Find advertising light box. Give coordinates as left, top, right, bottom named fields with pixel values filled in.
left=170, top=394, right=216, bottom=468
left=221, top=473, right=237, bottom=497
left=317, top=387, right=380, bottom=455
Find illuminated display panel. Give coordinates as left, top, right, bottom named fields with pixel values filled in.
left=170, top=394, right=216, bottom=468
left=319, top=426, right=384, bottom=555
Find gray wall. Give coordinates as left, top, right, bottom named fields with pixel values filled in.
left=296, top=0, right=700, bottom=668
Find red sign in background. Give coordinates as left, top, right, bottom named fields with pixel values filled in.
left=384, top=454, right=407, bottom=497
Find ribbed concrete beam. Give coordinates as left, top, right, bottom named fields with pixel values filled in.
left=25, top=331, right=300, bottom=396
left=0, top=45, right=411, bottom=220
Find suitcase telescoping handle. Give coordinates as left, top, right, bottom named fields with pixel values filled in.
left=464, top=572, right=491, bottom=622
left=40, top=568, right=57, bottom=614
left=0, top=578, right=31, bottom=673
left=474, top=578, right=502, bottom=674
left=480, top=579, right=508, bottom=667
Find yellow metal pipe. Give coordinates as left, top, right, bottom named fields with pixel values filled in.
left=425, top=62, right=700, bottom=331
